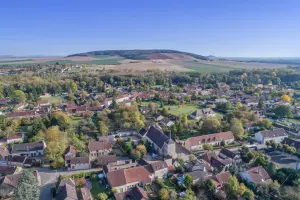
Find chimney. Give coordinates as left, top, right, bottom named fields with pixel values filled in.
left=203, top=167, right=206, bottom=172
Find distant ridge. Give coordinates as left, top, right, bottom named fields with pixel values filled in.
left=68, top=49, right=209, bottom=60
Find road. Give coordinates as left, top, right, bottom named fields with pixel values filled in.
left=38, top=168, right=102, bottom=200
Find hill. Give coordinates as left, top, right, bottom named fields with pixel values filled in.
left=68, top=49, right=209, bottom=61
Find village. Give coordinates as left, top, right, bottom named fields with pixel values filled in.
left=0, top=70, right=300, bottom=200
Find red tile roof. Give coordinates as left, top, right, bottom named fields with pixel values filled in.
left=184, top=131, right=234, bottom=149
left=246, top=166, right=271, bottom=184
left=88, top=140, right=112, bottom=152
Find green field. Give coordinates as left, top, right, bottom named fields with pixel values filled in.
left=167, top=104, right=199, bottom=116
left=40, top=96, right=62, bottom=103
left=184, top=61, right=238, bottom=72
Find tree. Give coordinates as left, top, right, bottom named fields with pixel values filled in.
left=131, top=149, right=141, bottom=160
left=281, top=94, right=291, bottom=102
left=225, top=176, right=239, bottom=199
left=111, top=188, right=117, bottom=193
left=169, top=190, right=177, bottom=200
left=204, top=179, right=216, bottom=194
left=273, top=105, right=292, bottom=118
left=267, top=162, right=278, bottom=176
left=188, top=154, right=195, bottom=161
left=201, top=117, right=222, bottom=134
left=98, top=121, right=108, bottom=136
left=243, top=189, right=254, bottom=200
left=70, top=81, right=78, bottom=92
left=136, top=144, right=147, bottom=155
left=161, top=107, right=168, bottom=116
left=159, top=188, right=169, bottom=200
left=14, top=169, right=40, bottom=200
left=10, top=90, right=26, bottom=103
left=184, top=174, right=193, bottom=188
left=148, top=102, right=157, bottom=114
left=254, top=154, right=269, bottom=167
left=181, top=114, right=188, bottom=124
left=235, top=102, right=243, bottom=110
left=51, top=112, right=71, bottom=130
left=237, top=183, right=247, bottom=196
left=97, top=192, right=108, bottom=200
left=203, top=144, right=213, bottom=151
left=111, top=97, right=118, bottom=109
left=230, top=118, right=244, bottom=140
left=39, top=126, right=67, bottom=161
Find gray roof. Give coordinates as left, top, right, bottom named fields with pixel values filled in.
left=146, top=126, right=173, bottom=148
left=260, top=128, right=287, bottom=138
left=11, top=141, right=45, bottom=154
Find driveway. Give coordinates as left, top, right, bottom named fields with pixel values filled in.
left=267, top=151, right=298, bottom=169
left=38, top=168, right=102, bottom=200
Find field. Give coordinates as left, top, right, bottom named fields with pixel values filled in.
left=40, top=96, right=62, bottom=104
left=0, top=53, right=289, bottom=72
left=167, top=104, right=199, bottom=116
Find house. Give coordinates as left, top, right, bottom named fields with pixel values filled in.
left=144, top=126, right=176, bottom=158
left=255, top=128, right=287, bottom=144
left=102, top=157, right=136, bottom=173
left=37, top=100, right=50, bottom=106
left=202, top=152, right=231, bottom=172
left=7, top=155, right=39, bottom=167
left=160, top=118, right=174, bottom=127
left=88, top=140, right=112, bottom=159
left=6, top=133, right=24, bottom=144
left=0, top=98, right=9, bottom=106
left=69, top=156, right=90, bottom=170
left=10, top=141, right=46, bottom=156
left=190, top=108, right=216, bottom=120
left=150, top=161, right=168, bottom=179
left=0, top=166, right=20, bottom=177
left=56, top=178, right=78, bottom=200
left=104, top=94, right=132, bottom=107
left=78, top=187, right=93, bottom=200
left=64, top=145, right=77, bottom=168
left=240, top=166, right=271, bottom=185
left=6, top=110, right=40, bottom=119
left=282, top=138, right=300, bottom=150
left=219, top=148, right=239, bottom=160
left=152, top=113, right=164, bottom=121
left=114, top=186, right=149, bottom=200
left=106, top=165, right=153, bottom=193
left=188, top=169, right=210, bottom=184
left=114, top=129, right=138, bottom=137
left=182, top=131, right=235, bottom=151
left=209, top=171, right=231, bottom=191
left=96, top=155, right=118, bottom=166
left=0, top=174, right=20, bottom=198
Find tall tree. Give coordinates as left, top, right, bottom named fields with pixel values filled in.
left=14, top=169, right=40, bottom=200
left=230, top=118, right=244, bottom=140
left=10, top=90, right=26, bottom=103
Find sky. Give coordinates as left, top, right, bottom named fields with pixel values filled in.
left=0, top=0, right=299, bottom=57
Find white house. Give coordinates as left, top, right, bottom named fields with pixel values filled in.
left=6, top=133, right=24, bottom=144
left=69, top=156, right=90, bottom=170
left=10, top=141, right=46, bottom=157
left=190, top=108, right=216, bottom=120
left=183, top=131, right=234, bottom=151
left=254, top=128, right=287, bottom=144
left=150, top=161, right=168, bottom=179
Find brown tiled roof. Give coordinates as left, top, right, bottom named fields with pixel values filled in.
left=7, top=133, right=22, bottom=140
left=107, top=166, right=152, bottom=188
left=88, top=140, right=112, bottom=152
left=202, top=151, right=218, bottom=163
left=78, top=187, right=93, bottom=200
left=0, top=174, right=20, bottom=188
left=57, top=183, right=78, bottom=200
left=96, top=155, right=117, bottom=166
left=247, top=166, right=271, bottom=184
left=6, top=111, right=39, bottom=118
left=0, top=166, right=17, bottom=177
left=213, top=171, right=231, bottom=184
left=37, top=100, right=49, bottom=104
left=64, top=145, right=77, bottom=160
left=260, top=128, right=287, bottom=139
left=184, top=131, right=234, bottom=149
left=70, top=156, right=89, bottom=165
left=150, top=161, right=168, bottom=172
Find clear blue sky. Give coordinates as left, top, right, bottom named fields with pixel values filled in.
left=0, top=0, right=299, bottom=57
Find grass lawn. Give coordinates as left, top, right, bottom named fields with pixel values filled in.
left=71, top=116, right=82, bottom=126
left=90, top=179, right=107, bottom=198
left=287, top=118, right=300, bottom=124
left=161, top=178, right=177, bottom=190
left=167, top=104, right=199, bottom=116
left=40, top=96, right=62, bottom=104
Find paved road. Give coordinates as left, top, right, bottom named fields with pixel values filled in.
left=38, top=168, right=102, bottom=200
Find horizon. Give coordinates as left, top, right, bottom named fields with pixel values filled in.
left=1, top=0, right=300, bottom=57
